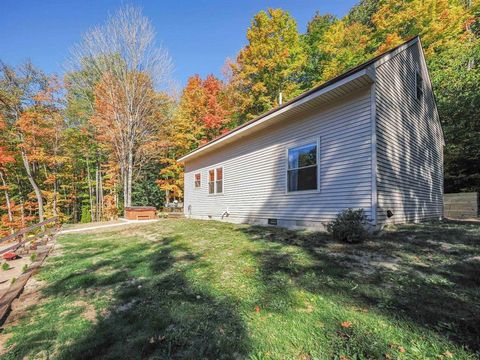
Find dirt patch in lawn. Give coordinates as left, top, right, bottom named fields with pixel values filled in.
left=4, top=277, right=46, bottom=327
left=70, top=300, right=97, bottom=323
left=0, top=256, right=34, bottom=295
left=328, top=250, right=400, bottom=275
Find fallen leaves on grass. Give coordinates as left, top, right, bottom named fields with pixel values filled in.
left=340, top=321, right=352, bottom=328
left=255, top=305, right=261, bottom=313
left=389, top=343, right=407, bottom=354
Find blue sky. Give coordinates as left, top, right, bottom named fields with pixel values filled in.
left=0, top=0, right=357, bottom=85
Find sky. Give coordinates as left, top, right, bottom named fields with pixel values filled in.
left=0, top=0, right=358, bottom=86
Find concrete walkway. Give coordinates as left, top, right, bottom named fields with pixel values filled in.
left=59, top=218, right=160, bottom=234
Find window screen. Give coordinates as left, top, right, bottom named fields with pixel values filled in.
left=208, top=167, right=223, bottom=194
left=287, top=143, right=318, bottom=192
left=208, top=169, right=215, bottom=194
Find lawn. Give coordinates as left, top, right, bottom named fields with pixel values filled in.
left=1, top=219, right=479, bottom=359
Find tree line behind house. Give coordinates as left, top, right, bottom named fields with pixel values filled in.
left=0, top=0, right=478, bottom=234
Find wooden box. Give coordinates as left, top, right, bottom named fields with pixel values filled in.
left=124, top=206, right=157, bottom=220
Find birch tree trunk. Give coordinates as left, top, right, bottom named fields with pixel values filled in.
left=52, top=177, right=58, bottom=217
left=0, top=171, right=13, bottom=233
left=126, top=149, right=133, bottom=207
left=20, top=148, right=44, bottom=223
left=96, top=165, right=100, bottom=221
left=98, top=168, right=104, bottom=219
left=86, top=157, right=95, bottom=221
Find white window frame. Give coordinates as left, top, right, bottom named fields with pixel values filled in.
left=194, top=172, right=201, bottom=189
left=208, top=166, right=224, bottom=195
left=285, top=138, right=320, bottom=195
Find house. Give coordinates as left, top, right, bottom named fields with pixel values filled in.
left=178, top=37, right=444, bottom=229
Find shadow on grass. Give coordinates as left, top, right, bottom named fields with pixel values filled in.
left=4, top=234, right=248, bottom=360
left=240, top=220, right=480, bottom=353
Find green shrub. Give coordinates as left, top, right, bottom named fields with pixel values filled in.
left=157, top=212, right=169, bottom=219
left=81, top=206, right=92, bottom=223
left=327, top=208, right=369, bottom=244
left=2, top=262, right=10, bottom=271
left=22, top=264, right=29, bottom=273
left=30, top=252, right=37, bottom=262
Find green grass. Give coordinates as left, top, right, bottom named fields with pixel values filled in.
left=2, top=219, right=479, bottom=359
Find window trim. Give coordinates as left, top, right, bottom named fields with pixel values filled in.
left=194, top=172, right=201, bottom=189
left=285, top=138, right=320, bottom=195
left=208, top=166, right=224, bottom=195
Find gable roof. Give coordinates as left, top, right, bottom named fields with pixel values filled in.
left=178, top=36, right=419, bottom=162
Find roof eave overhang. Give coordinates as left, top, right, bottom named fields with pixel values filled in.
left=178, top=68, right=374, bottom=163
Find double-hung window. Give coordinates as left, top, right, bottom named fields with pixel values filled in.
left=209, top=167, right=223, bottom=194
left=194, top=173, right=201, bottom=188
left=287, top=141, right=318, bottom=192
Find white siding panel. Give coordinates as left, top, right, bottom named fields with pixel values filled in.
left=184, top=88, right=373, bottom=227
left=375, top=42, right=443, bottom=225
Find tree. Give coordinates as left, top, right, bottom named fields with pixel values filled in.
left=230, top=8, right=306, bottom=121
left=315, top=20, right=374, bottom=81
left=346, top=0, right=382, bottom=27
left=301, top=12, right=336, bottom=89
left=69, top=5, right=172, bottom=209
left=371, top=0, right=480, bottom=192
left=0, top=61, right=50, bottom=224
left=372, top=0, right=471, bottom=54
left=0, top=117, right=16, bottom=234
left=157, top=74, right=231, bottom=204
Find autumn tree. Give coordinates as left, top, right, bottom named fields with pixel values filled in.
left=158, top=74, right=231, bottom=203
left=0, top=62, right=50, bottom=223
left=69, top=5, right=172, bottom=209
left=301, top=12, right=335, bottom=89
left=345, top=0, right=382, bottom=27
left=230, top=8, right=306, bottom=121
left=0, top=117, right=16, bottom=234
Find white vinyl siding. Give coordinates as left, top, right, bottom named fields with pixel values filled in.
left=374, top=41, right=443, bottom=225
left=184, top=87, right=373, bottom=226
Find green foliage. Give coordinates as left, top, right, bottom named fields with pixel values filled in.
left=231, top=8, right=306, bottom=120
left=30, top=252, right=37, bottom=262
left=346, top=0, right=381, bottom=26
left=132, top=162, right=165, bottom=208
left=2, top=262, right=10, bottom=271
left=80, top=206, right=92, bottom=223
left=327, top=208, right=369, bottom=244
left=430, top=37, right=480, bottom=192
left=22, top=264, right=28, bottom=273
left=301, top=12, right=336, bottom=89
